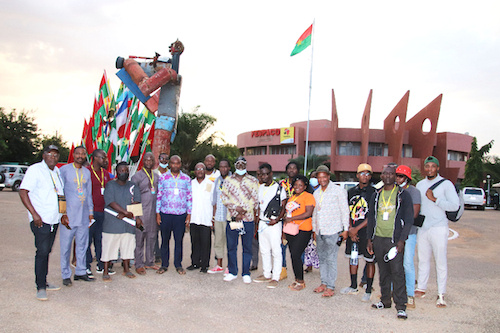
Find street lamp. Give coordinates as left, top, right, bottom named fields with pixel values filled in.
left=487, top=174, right=491, bottom=206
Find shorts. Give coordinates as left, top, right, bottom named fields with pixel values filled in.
left=344, top=228, right=374, bottom=262
left=101, top=232, right=135, bottom=262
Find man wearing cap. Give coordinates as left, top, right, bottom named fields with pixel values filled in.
left=312, top=165, right=349, bottom=297
left=367, top=164, right=413, bottom=320
left=340, top=163, right=376, bottom=303
left=395, top=165, right=421, bottom=309
left=19, top=145, right=64, bottom=300
left=221, top=156, right=259, bottom=283
left=415, top=156, right=459, bottom=308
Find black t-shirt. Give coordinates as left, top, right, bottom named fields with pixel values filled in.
left=348, top=184, right=375, bottom=228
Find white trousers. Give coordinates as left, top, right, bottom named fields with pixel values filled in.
left=417, top=225, right=448, bottom=294
left=258, top=220, right=283, bottom=281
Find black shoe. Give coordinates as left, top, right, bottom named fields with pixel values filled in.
left=200, top=267, right=208, bottom=273
left=74, top=274, right=95, bottom=282
left=186, top=265, right=199, bottom=271
left=250, top=266, right=258, bottom=271
left=62, top=278, right=72, bottom=287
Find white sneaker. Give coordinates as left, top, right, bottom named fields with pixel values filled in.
left=223, top=273, right=237, bottom=282
left=361, top=292, right=371, bottom=302
left=242, top=275, right=252, bottom=284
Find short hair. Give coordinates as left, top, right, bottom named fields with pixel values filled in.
left=159, top=153, right=169, bottom=159
left=115, top=161, right=128, bottom=172
left=219, top=159, right=230, bottom=166
left=286, top=161, right=299, bottom=170
left=292, top=175, right=309, bottom=188
left=259, top=163, right=272, bottom=172
left=74, top=145, right=86, bottom=152
left=92, top=149, right=105, bottom=158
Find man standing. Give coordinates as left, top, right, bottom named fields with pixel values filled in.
left=20, top=145, right=64, bottom=300
left=367, top=165, right=413, bottom=320
left=156, top=155, right=192, bottom=275
left=131, top=152, right=159, bottom=275
left=87, top=149, right=113, bottom=276
left=395, top=165, right=421, bottom=309
left=101, top=162, right=143, bottom=281
left=253, top=163, right=287, bottom=288
left=153, top=152, right=169, bottom=264
left=341, top=163, right=376, bottom=302
left=221, top=156, right=259, bottom=283
left=208, top=159, right=231, bottom=274
left=204, top=154, right=221, bottom=182
left=59, top=146, right=95, bottom=286
left=188, top=162, right=215, bottom=273
left=312, top=165, right=349, bottom=297
left=415, top=156, right=459, bottom=307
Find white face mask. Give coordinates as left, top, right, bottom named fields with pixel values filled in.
left=309, top=178, right=319, bottom=187
left=398, top=181, right=407, bottom=188
left=159, top=163, right=168, bottom=169
left=235, top=169, right=246, bottom=176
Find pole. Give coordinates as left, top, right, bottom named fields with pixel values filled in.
left=303, top=19, right=315, bottom=176
left=487, top=174, right=491, bottom=206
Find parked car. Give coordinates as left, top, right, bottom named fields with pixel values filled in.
left=0, top=164, right=28, bottom=192
left=332, top=181, right=359, bottom=192
left=462, top=187, right=486, bottom=210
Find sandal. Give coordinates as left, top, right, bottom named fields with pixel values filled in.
left=288, top=281, right=298, bottom=290
left=313, top=284, right=327, bottom=293
left=102, top=274, right=111, bottom=282
left=436, top=294, right=447, bottom=308
left=322, top=288, right=335, bottom=297
left=145, top=265, right=160, bottom=270
left=156, top=267, right=168, bottom=274
left=290, top=281, right=306, bottom=291
left=415, top=289, right=426, bottom=298
left=176, top=267, right=186, bottom=275
left=122, top=271, right=136, bottom=279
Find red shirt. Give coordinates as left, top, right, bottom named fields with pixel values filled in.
left=87, top=165, right=111, bottom=213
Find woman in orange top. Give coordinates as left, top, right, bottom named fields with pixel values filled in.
left=283, top=175, right=316, bottom=291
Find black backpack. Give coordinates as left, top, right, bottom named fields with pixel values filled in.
left=264, top=185, right=283, bottom=219
left=429, top=179, right=464, bottom=222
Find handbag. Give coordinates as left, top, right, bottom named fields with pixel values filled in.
left=264, top=185, right=283, bottom=219
left=283, top=222, right=299, bottom=235
left=414, top=214, right=425, bottom=227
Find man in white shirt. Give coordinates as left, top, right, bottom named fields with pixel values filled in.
left=188, top=162, right=215, bottom=273
left=19, top=145, right=64, bottom=301
left=253, top=163, right=287, bottom=288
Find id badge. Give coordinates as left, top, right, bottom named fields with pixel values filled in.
left=287, top=211, right=292, bottom=218
left=151, top=189, right=156, bottom=195
left=78, top=188, right=84, bottom=196
left=174, top=188, right=180, bottom=195
left=383, top=211, right=389, bottom=220
left=101, top=188, right=105, bottom=195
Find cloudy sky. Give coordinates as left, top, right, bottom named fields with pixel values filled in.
left=1, top=0, right=499, bottom=156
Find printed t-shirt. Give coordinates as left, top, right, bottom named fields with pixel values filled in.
left=285, top=191, right=315, bottom=231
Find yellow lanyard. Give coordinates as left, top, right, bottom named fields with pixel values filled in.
left=49, top=170, right=62, bottom=193
left=73, top=163, right=83, bottom=190
left=172, top=172, right=180, bottom=188
left=381, top=186, right=396, bottom=210
left=318, top=188, right=325, bottom=207
left=289, top=191, right=303, bottom=204
left=91, top=165, right=104, bottom=189
left=283, top=179, right=294, bottom=197
left=144, top=169, right=154, bottom=189
left=262, top=181, right=275, bottom=198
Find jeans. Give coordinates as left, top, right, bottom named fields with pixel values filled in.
left=226, top=221, right=254, bottom=276
left=159, top=213, right=186, bottom=268
left=317, top=232, right=341, bottom=290
left=30, top=222, right=58, bottom=290
left=286, top=230, right=312, bottom=281
left=404, top=233, right=417, bottom=297
left=87, top=211, right=104, bottom=270
left=258, top=221, right=282, bottom=281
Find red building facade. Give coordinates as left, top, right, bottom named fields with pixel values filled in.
left=237, top=90, right=472, bottom=183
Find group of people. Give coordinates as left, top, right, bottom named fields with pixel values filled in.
left=20, top=146, right=459, bottom=321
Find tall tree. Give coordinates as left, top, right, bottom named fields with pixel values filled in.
left=34, top=132, right=71, bottom=163
left=463, top=137, right=494, bottom=187
left=0, top=108, right=39, bottom=164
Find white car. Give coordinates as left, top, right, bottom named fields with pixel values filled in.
left=0, top=164, right=28, bottom=192
left=462, top=187, right=486, bottom=210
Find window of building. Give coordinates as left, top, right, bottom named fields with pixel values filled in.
left=246, top=146, right=267, bottom=156
left=338, top=142, right=361, bottom=156
left=448, top=150, right=468, bottom=162
left=307, top=142, right=331, bottom=156
left=402, top=144, right=413, bottom=158
left=269, top=145, right=296, bottom=155
left=368, top=143, right=388, bottom=156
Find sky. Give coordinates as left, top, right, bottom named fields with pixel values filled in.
left=1, top=0, right=500, bottom=156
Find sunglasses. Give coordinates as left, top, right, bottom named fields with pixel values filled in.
left=358, top=172, right=371, bottom=176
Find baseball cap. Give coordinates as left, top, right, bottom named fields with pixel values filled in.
left=43, top=144, right=59, bottom=153
left=235, top=156, right=247, bottom=164
left=357, top=163, right=372, bottom=173
left=315, top=165, right=330, bottom=174
left=424, top=156, right=439, bottom=167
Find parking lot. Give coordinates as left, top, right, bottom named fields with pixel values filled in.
left=0, top=191, right=499, bottom=332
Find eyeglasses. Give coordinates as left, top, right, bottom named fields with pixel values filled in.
left=396, top=174, right=406, bottom=178
left=45, top=152, right=59, bottom=157
left=195, top=168, right=205, bottom=171
left=358, top=172, right=371, bottom=176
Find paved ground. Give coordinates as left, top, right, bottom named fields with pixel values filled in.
left=0, top=190, right=499, bottom=333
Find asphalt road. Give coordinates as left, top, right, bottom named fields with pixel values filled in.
left=0, top=190, right=499, bottom=333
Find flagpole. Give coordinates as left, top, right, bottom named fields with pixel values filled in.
left=303, top=19, right=315, bottom=176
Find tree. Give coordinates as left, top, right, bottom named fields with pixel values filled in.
left=0, top=108, right=39, bottom=164
left=288, top=154, right=330, bottom=176
left=463, top=137, right=494, bottom=187
left=34, top=132, right=71, bottom=163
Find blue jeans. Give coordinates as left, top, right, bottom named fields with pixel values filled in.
left=159, top=213, right=186, bottom=268
left=226, top=221, right=254, bottom=276
left=404, top=233, right=417, bottom=297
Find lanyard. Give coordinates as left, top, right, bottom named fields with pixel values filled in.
left=282, top=179, right=294, bottom=197
left=144, top=169, right=154, bottom=189
left=381, top=186, right=396, bottom=210
left=49, top=170, right=62, bottom=193
left=91, top=165, right=104, bottom=189
left=289, top=191, right=303, bottom=203
left=262, top=181, right=275, bottom=198
left=318, top=188, right=325, bottom=207
left=73, top=163, right=83, bottom=190
left=171, top=172, right=180, bottom=188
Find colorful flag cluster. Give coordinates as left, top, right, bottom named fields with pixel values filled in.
left=80, top=71, right=156, bottom=172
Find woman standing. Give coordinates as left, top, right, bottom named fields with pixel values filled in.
left=283, top=175, right=315, bottom=291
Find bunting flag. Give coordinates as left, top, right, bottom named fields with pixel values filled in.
left=67, top=143, right=75, bottom=164
left=290, top=24, right=313, bottom=56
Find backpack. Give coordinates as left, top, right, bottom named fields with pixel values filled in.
left=429, top=179, right=464, bottom=222
left=264, top=185, right=283, bottom=219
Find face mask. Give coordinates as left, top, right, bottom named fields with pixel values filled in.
left=398, top=181, right=407, bottom=188
left=309, top=178, right=319, bottom=187
left=159, top=163, right=168, bottom=169
left=235, top=169, right=246, bottom=176
left=117, top=172, right=129, bottom=181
